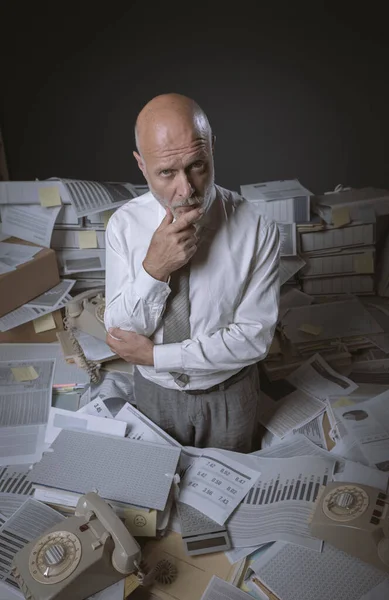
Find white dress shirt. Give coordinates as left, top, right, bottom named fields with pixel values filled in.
left=104, top=185, right=280, bottom=390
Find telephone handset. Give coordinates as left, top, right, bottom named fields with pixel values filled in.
left=309, top=481, right=389, bottom=573
left=12, top=492, right=142, bottom=600
left=75, top=492, right=140, bottom=575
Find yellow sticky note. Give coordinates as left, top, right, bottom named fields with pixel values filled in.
left=124, top=574, right=140, bottom=596
left=39, top=186, right=62, bottom=207
left=332, top=397, right=355, bottom=408
left=299, top=323, right=322, bottom=336
left=332, top=206, right=350, bottom=228
left=11, top=366, right=39, bottom=381
left=33, top=312, right=56, bottom=333
left=102, top=209, right=116, bottom=229
left=354, top=253, right=374, bottom=273
left=78, top=230, right=97, bottom=249
left=124, top=508, right=156, bottom=537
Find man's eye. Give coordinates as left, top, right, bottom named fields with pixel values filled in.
left=191, top=162, right=204, bottom=169
left=160, top=170, right=172, bottom=177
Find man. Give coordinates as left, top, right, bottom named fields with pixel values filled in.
left=105, top=93, right=280, bottom=452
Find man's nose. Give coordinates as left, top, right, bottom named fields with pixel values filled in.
left=177, top=172, right=194, bottom=198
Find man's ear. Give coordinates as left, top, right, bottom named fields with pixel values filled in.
left=133, top=151, right=146, bottom=177
left=211, top=135, right=216, bottom=154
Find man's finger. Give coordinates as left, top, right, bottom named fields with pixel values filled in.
left=158, top=208, right=174, bottom=229
left=171, top=207, right=204, bottom=232
left=108, top=327, right=123, bottom=342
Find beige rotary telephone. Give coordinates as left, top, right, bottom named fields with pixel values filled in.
left=309, top=481, right=389, bottom=573
left=66, top=288, right=107, bottom=341
left=12, top=492, right=142, bottom=600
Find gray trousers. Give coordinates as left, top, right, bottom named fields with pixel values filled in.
left=133, top=365, right=260, bottom=453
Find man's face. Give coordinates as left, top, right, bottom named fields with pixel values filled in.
left=134, top=124, right=215, bottom=218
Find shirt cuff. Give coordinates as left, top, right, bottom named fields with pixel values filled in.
left=154, top=343, right=183, bottom=372
left=134, top=265, right=170, bottom=304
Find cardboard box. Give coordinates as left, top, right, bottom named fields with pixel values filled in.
left=0, top=309, right=63, bottom=343
left=0, top=237, right=60, bottom=317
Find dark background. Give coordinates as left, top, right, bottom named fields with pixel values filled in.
left=1, top=2, right=388, bottom=195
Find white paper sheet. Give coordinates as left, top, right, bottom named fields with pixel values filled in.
left=334, top=389, right=389, bottom=470
left=226, top=454, right=335, bottom=551
left=279, top=255, right=306, bottom=285
left=333, top=460, right=388, bottom=491
left=0, top=204, right=61, bottom=247
left=0, top=241, right=41, bottom=267
left=72, top=329, right=115, bottom=361
left=0, top=292, right=72, bottom=332
left=278, top=288, right=313, bottom=320
left=115, top=403, right=181, bottom=446
left=278, top=223, right=297, bottom=256
left=179, top=450, right=261, bottom=525
left=0, top=359, right=54, bottom=465
left=200, top=576, right=251, bottom=600
left=0, top=343, right=89, bottom=386
left=292, top=413, right=327, bottom=448
left=0, top=499, right=65, bottom=591
left=240, top=179, right=312, bottom=202
left=88, top=580, right=125, bottom=600
left=0, top=180, right=65, bottom=205
left=0, top=261, right=15, bottom=273
left=45, top=407, right=127, bottom=445
left=286, top=353, right=358, bottom=400
left=250, top=541, right=388, bottom=600
left=27, top=279, right=75, bottom=309
left=60, top=179, right=137, bottom=217
left=0, top=465, right=34, bottom=495
left=281, top=298, right=383, bottom=344
left=258, top=388, right=325, bottom=439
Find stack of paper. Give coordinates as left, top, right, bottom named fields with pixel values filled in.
left=0, top=179, right=149, bottom=297
left=239, top=179, right=313, bottom=287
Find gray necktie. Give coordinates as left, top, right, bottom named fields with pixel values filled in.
left=163, top=265, right=190, bottom=386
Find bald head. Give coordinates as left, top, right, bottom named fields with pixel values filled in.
left=134, top=93, right=212, bottom=156
left=133, top=93, right=215, bottom=217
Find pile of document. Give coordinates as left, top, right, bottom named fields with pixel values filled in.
left=240, top=179, right=389, bottom=297
left=0, top=179, right=149, bottom=334
left=1, top=336, right=389, bottom=600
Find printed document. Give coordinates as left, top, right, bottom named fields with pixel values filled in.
left=179, top=449, right=261, bottom=525
left=258, top=374, right=326, bottom=439
left=281, top=297, right=383, bottom=343
left=226, top=454, right=335, bottom=551
left=0, top=241, right=42, bottom=270
left=0, top=498, right=64, bottom=592
left=115, top=403, right=181, bottom=446
left=334, top=388, right=389, bottom=470
left=240, top=179, right=312, bottom=202
left=0, top=359, right=54, bottom=465
left=60, top=179, right=137, bottom=217
left=286, top=353, right=358, bottom=400
left=45, top=406, right=127, bottom=446
left=27, top=279, right=75, bottom=309
left=278, top=223, right=297, bottom=256
left=0, top=343, right=89, bottom=386
left=200, top=576, right=251, bottom=600
left=250, top=541, right=388, bottom=600
left=0, top=204, right=61, bottom=247
left=0, top=289, right=72, bottom=332
left=279, top=255, right=306, bottom=285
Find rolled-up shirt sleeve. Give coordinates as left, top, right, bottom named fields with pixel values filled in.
left=153, top=221, right=280, bottom=373
left=104, top=218, right=170, bottom=336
